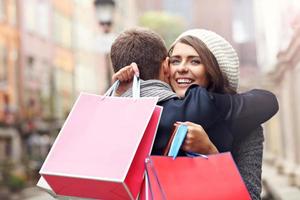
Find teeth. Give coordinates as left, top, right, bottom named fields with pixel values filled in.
left=177, top=79, right=192, bottom=84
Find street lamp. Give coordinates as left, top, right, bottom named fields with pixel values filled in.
left=94, top=0, right=116, bottom=34
left=94, top=0, right=116, bottom=89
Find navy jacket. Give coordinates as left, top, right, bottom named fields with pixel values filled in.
left=152, top=85, right=278, bottom=155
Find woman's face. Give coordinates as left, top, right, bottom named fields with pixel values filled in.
left=169, top=42, right=209, bottom=97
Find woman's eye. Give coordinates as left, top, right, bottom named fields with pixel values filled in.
left=170, top=59, right=181, bottom=65
left=191, top=59, right=201, bottom=65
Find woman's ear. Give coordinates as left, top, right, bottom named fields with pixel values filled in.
left=163, top=57, right=170, bottom=78
left=158, top=57, right=170, bottom=83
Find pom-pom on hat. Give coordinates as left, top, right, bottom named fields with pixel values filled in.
left=174, top=29, right=239, bottom=91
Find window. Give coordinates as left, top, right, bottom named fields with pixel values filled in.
left=0, top=43, right=8, bottom=85
left=24, top=0, right=36, bottom=32
left=24, top=56, right=36, bottom=86
left=0, top=138, right=12, bottom=162
left=36, top=1, right=49, bottom=38
left=39, top=62, right=52, bottom=119
left=8, top=0, right=17, bottom=26
left=55, top=67, right=73, bottom=93
left=53, top=66, right=74, bottom=120
left=53, top=10, right=72, bottom=48
left=0, top=0, right=6, bottom=21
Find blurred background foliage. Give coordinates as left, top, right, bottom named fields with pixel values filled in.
left=139, top=11, right=185, bottom=47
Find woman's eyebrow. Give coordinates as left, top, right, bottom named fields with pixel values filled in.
left=187, top=55, right=200, bottom=59
left=170, top=55, right=199, bottom=58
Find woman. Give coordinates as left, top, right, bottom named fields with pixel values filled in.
left=169, top=29, right=264, bottom=199
left=113, top=29, right=274, bottom=199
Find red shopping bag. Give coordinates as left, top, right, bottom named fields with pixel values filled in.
left=138, top=172, right=152, bottom=200
left=145, top=153, right=251, bottom=200
left=39, top=77, right=163, bottom=200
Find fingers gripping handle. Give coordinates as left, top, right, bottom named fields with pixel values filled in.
left=104, top=75, right=140, bottom=98
left=104, top=80, right=120, bottom=97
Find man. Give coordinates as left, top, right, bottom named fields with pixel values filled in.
left=110, top=28, right=277, bottom=199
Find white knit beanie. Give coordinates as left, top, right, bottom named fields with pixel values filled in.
left=174, top=29, right=239, bottom=91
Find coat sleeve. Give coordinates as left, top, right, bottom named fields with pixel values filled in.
left=183, top=86, right=278, bottom=137
left=207, top=88, right=278, bottom=139
left=231, top=126, right=264, bottom=200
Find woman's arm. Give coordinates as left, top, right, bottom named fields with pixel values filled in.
left=231, top=126, right=264, bottom=200
left=208, top=89, right=278, bottom=123
left=184, top=85, right=279, bottom=137
left=208, top=89, right=278, bottom=139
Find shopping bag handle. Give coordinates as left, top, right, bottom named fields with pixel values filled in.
left=145, top=157, right=167, bottom=200
left=104, top=80, right=120, bottom=97
left=166, top=124, right=209, bottom=159
left=132, top=74, right=140, bottom=98
left=104, top=75, right=140, bottom=98
left=186, top=152, right=208, bottom=159
left=167, top=124, right=188, bottom=159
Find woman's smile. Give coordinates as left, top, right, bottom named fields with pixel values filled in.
left=169, top=42, right=208, bottom=97
left=175, top=77, right=195, bottom=87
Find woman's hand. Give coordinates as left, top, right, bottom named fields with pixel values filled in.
left=177, top=121, right=219, bottom=155
left=111, top=63, right=140, bottom=96
left=112, top=62, right=139, bottom=82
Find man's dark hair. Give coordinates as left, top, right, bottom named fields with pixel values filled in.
left=110, top=28, right=168, bottom=80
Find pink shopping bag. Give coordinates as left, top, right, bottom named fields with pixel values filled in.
left=40, top=77, right=162, bottom=200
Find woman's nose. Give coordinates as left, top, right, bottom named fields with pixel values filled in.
left=177, top=62, right=189, bottom=73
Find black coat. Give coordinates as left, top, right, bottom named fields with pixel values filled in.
left=152, top=85, right=278, bottom=155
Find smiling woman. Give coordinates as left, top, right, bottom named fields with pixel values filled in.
left=169, top=42, right=208, bottom=97
left=168, top=35, right=236, bottom=97
left=167, top=29, right=265, bottom=200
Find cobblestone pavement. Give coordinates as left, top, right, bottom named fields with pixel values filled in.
left=20, top=187, right=55, bottom=200
left=262, top=163, right=300, bottom=200
left=0, top=187, right=55, bottom=200
left=5, top=164, right=299, bottom=200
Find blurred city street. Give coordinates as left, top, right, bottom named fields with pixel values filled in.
left=1, top=186, right=54, bottom=200
left=1, top=0, right=300, bottom=199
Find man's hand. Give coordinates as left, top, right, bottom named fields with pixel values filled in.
left=177, top=121, right=219, bottom=155
left=111, top=63, right=140, bottom=96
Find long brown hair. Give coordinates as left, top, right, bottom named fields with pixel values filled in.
left=169, top=36, right=236, bottom=94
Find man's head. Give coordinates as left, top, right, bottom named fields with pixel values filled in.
left=110, top=28, right=168, bottom=80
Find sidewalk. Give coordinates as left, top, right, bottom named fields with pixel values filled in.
left=17, top=165, right=300, bottom=200
left=20, top=187, right=55, bottom=200
left=262, top=163, right=300, bottom=200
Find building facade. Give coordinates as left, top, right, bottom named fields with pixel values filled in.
left=0, top=0, right=20, bottom=163
left=0, top=0, right=18, bottom=124
left=18, top=0, right=53, bottom=125
left=263, top=27, right=300, bottom=187
left=51, top=0, right=75, bottom=121
left=253, top=0, right=300, bottom=195
left=73, top=0, right=111, bottom=95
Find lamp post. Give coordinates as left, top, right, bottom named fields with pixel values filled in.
left=94, top=0, right=116, bottom=89
left=94, top=0, right=116, bottom=33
